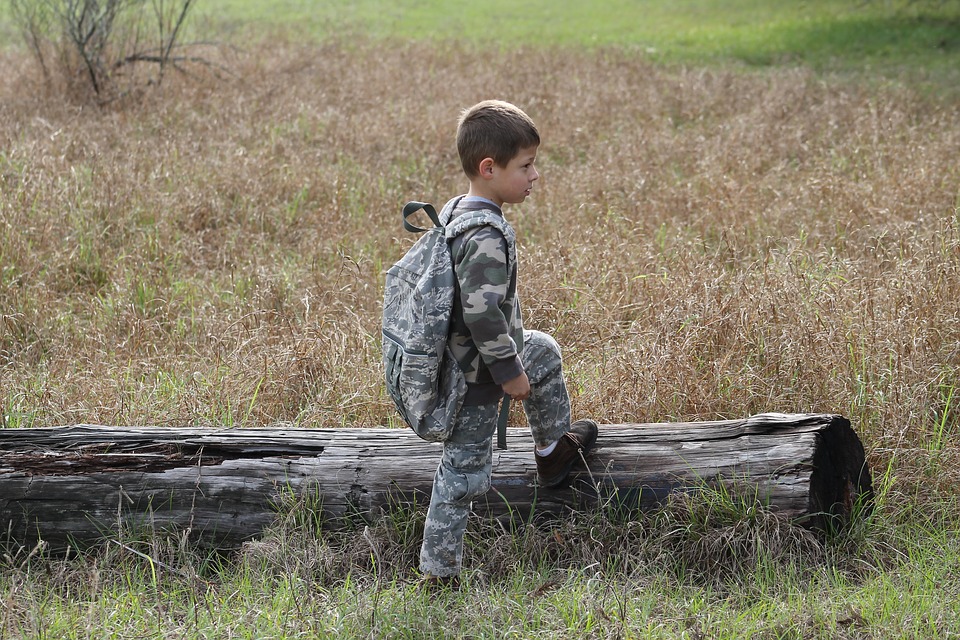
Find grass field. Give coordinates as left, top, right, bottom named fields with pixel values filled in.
left=195, top=0, right=960, bottom=92
left=2, top=1, right=960, bottom=637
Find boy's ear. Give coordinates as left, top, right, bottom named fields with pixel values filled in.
left=478, top=157, right=496, bottom=179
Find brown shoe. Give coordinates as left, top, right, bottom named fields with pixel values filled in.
left=420, top=574, right=461, bottom=592
left=535, top=419, right=599, bottom=487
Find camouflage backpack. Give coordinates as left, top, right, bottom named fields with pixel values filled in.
left=382, top=196, right=516, bottom=445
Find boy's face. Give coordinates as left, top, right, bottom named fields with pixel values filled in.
left=483, top=145, right=540, bottom=207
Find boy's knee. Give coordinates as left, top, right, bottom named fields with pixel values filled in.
left=435, top=462, right=491, bottom=505
left=521, top=330, right=563, bottom=384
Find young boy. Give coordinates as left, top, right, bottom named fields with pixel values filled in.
left=420, top=99, right=598, bottom=586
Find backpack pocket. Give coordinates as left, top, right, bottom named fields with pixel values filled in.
left=382, top=333, right=464, bottom=442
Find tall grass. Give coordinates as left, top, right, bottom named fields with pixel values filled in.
left=1, top=40, right=956, bottom=444
left=1, top=8, right=960, bottom=637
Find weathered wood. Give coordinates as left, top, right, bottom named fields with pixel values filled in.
left=0, top=413, right=872, bottom=552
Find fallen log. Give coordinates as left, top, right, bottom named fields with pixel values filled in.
left=0, top=413, right=871, bottom=553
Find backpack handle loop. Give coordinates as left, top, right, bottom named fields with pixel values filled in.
left=402, top=201, right=441, bottom=233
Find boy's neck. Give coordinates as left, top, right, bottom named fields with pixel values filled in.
left=466, top=182, right=503, bottom=208
left=462, top=193, right=502, bottom=211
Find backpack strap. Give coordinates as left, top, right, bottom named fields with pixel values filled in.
left=401, top=201, right=441, bottom=233
left=401, top=198, right=514, bottom=450
left=496, top=395, right=510, bottom=450
left=444, top=206, right=516, bottom=450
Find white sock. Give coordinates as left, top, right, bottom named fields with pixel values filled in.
left=536, top=440, right=558, bottom=457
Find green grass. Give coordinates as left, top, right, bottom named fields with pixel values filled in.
left=3, top=488, right=959, bottom=638
left=194, top=0, right=960, bottom=83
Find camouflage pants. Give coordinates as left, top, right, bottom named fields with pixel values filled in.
left=419, top=329, right=571, bottom=577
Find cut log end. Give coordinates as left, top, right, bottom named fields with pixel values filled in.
left=807, top=414, right=874, bottom=530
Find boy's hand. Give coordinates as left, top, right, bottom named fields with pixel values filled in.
left=502, top=372, right=531, bottom=401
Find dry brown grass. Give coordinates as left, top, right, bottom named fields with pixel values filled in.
left=1, top=40, right=958, bottom=492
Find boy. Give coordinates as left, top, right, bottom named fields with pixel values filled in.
left=420, top=100, right=598, bottom=586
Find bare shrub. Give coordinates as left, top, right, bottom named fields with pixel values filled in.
left=9, top=0, right=207, bottom=102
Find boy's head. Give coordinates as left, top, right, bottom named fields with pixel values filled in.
left=457, top=100, right=540, bottom=178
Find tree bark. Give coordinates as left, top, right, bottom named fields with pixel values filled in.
left=0, top=413, right=872, bottom=552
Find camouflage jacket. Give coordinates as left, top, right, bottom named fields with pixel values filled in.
left=448, top=197, right=524, bottom=405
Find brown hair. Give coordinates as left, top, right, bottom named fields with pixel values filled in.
left=456, top=100, right=540, bottom=178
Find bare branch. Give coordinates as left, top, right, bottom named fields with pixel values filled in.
left=10, top=0, right=212, bottom=103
